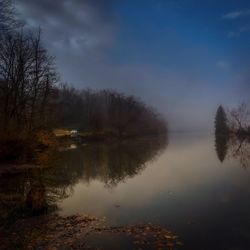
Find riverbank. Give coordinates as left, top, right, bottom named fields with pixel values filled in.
left=0, top=130, right=167, bottom=169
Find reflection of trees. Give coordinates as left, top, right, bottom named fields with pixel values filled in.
left=0, top=167, right=67, bottom=223
left=215, top=135, right=229, bottom=162
left=227, top=136, right=250, bottom=169
left=215, top=133, right=250, bottom=168
left=51, top=136, right=168, bottom=188
left=26, top=183, right=46, bottom=214
left=0, top=136, right=167, bottom=222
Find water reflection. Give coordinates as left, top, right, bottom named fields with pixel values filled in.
left=2, top=134, right=250, bottom=249
left=26, top=183, right=46, bottom=214
left=215, top=134, right=250, bottom=168
left=0, top=136, right=167, bottom=222
left=227, top=136, right=250, bottom=169
left=215, top=135, right=229, bottom=163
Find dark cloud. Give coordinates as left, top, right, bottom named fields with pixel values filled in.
left=15, top=0, right=117, bottom=51
left=14, top=0, right=121, bottom=104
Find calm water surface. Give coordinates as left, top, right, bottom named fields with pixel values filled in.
left=1, top=133, right=250, bottom=249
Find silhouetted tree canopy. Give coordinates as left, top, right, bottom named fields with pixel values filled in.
left=54, top=85, right=167, bottom=137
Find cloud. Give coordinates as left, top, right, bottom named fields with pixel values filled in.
left=222, top=9, right=250, bottom=19
left=15, top=0, right=118, bottom=52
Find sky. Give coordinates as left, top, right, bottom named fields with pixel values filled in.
left=14, top=0, right=250, bottom=131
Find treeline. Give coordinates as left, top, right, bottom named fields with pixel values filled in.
left=215, top=103, right=250, bottom=137
left=56, top=85, right=167, bottom=137
left=0, top=1, right=167, bottom=148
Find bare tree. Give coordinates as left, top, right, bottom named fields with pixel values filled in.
left=228, top=136, right=250, bottom=169
left=0, top=29, right=57, bottom=136
left=228, top=102, right=250, bottom=133
left=28, top=29, right=57, bottom=131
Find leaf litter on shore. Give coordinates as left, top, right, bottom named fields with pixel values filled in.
left=0, top=214, right=183, bottom=250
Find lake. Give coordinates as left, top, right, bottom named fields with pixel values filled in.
left=1, top=132, right=250, bottom=249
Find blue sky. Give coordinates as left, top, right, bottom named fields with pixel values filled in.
left=16, top=0, right=250, bottom=131
left=111, top=0, right=250, bottom=78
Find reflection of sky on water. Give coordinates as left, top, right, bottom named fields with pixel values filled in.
left=60, top=133, right=250, bottom=218
left=59, top=133, right=250, bottom=249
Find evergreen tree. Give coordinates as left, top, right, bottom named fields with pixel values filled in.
left=215, top=105, right=229, bottom=135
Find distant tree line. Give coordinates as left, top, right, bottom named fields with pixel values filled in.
left=55, top=85, right=167, bottom=137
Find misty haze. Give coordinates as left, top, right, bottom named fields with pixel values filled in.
left=0, top=0, right=250, bottom=249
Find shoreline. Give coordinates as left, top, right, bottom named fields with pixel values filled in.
left=0, top=213, right=183, bottom=250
